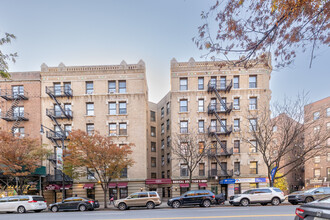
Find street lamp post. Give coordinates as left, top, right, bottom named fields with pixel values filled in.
left=40, top=124, right=66, bottom=201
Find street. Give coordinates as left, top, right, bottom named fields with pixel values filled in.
left=0, top=205, right=298, bottom=220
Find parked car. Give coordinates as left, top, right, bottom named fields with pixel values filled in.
left=114, top=191, right=161, bottom=210
left=229, top=187, right=285, bottom=206
left=167, top=190, right=216, bottom=208
left=0, top=195, right=47, bottom=213
left=49, top=197, right=99, bottom=212
left=295, top=196, right=330, bottom=220
left=215, top=193, right=226, bottom=205
left=288, top=187, right=330, bottom=205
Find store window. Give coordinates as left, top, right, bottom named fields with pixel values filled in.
left=250, top=161, right=258, bottom=174
left=86, top=189, right=95, bottom=200
left=234, top=184, right=241, bottom=194
left=249, top=183, right=258, bottom=188
left=120, top=188, right=128, bottom=199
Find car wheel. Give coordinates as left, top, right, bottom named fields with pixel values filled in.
left=202, top=199, right=211, bottom=207
left=51, top=206, right=59, bottom=212
left=171, top=200, right=181, bottom=208
left=79, top=205, right=87, bottom=211
left=146, top=201, right=155, bottom=209
left=34, top=210, right=42, bottom=212
left=118, top=202, right=127, bottom=210
left=17, top=206, right=26, bottom=213
left=290, top=202, right=298, bottom=205
left=271, top=197, right=280, bottom=206
left=240, top=198, right=249, bottom=207
left=261, top=203, right=268, bottom=206
left=305, top=197, right=314, bottom=203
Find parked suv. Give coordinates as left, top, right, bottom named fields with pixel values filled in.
left=229, top=187, right=285, bottom=206
left=167, top=190, right=216, bottom=208
left=0, top=195, right=47, bottom=213
left=114, top=191, right=161, bottom=210
left=288, top=187, right=330, bottom=205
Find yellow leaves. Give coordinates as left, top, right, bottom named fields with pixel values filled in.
left=274, top=172, right=288, bottom=192
left=205, top=42, right=211, bottom=49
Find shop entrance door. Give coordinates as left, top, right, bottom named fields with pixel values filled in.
left=221, top=185, right=228, bottom=200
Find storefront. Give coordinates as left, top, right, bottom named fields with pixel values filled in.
left=45, top=184, right=73, bottom=203
left=220, top=178, right=268, bottom=198
left=83, top=183, right=95, bottom=200
left=172, top=179, right=208, bottom=196
left=108, top=182, right=128, bottom=200
left=145, top=179, right=172, bottom=198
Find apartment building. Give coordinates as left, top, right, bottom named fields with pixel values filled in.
left=40, top=61, right=149, bottom=204
left=304, top=97, right=330, bottom=189
left=0, top=72, right=41, bottom=140
left=159, top=57, right=272, bottom=198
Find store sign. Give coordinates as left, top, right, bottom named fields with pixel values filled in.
left=235, top=178, right=256, bottom=183
left=172, top=179, right=207, bottom=184
left=57, top=148, right=63, bottom=170
left=220, top=178, right=267, bottom=184
left=255, top=178, right=267, bottom=183
left=310, top=179, right=323, bottom=184
left=219, top=179, right=235, bottom=184
left=146, top=179, right=172, bottom=185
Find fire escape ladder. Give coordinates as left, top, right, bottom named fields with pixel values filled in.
left=213, top=134, right=228, bottom=155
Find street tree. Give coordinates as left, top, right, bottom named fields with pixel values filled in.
left=171, top=131, right=210, bottom=190
left=64, top=130, right=134, bottom=208
left=194, top=0, right=329, bottom=68
left=0, top=131, right=48, bottom=194
left=0, top=32, right=17, bottom=78
left=241, top=94, right=330, bottom=187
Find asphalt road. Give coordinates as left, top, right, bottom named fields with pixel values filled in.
left=0, top=205, right=298, bottom=220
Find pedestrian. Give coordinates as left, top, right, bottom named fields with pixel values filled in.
left=74, top=194, right=78, bottom=197
left=109, top=194, right=114, bottom=205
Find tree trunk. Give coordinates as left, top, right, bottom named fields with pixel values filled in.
left=189, top=171, right=193, bottom=191
left=103, top=185, right=108, bottom=208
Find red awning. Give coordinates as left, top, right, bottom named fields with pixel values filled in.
left=180, top=183, right=190, bottom=188
left=108, top=183, right=117, bottom=188
left=60, top=184, right=72, bottom=190
left=45, top=184, right=61, bottom=190
left=199, top=183, right=208, bottom=187
left=83, top=183, right=95, bottom=189
left=146, top=179, right=172, bottom=185
left=117, top=182, right=128, bottom=188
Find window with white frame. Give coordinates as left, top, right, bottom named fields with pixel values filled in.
left=249, top=97, right=257, bottom=110
left=327, top=108, right=330, bottom=117
left=180, top=164, right=188, bottom=176
left=233, top=97, right=240, bottom=110
left=198, top=120, right=204, bottom=133
left=234, top=119, right=240, bottom=131
left=13, top=127, right=25, bottom=138
left=64, top=124, right=72, bottom=137
left=119, top=123, right=127, bottom=135
left=109, top=102, right=116, bottom=115
left=119, top=102, right=127, bottom=114
left=249, top=75, right=257, bottom=88
left=118, top=80, right=126, bottom=93
left=314, top=155, right=321, bottom=163
left=86, top=103, right=94, bottom=115
left=314, top=111, right=320, bottom=120
left=198, top=99, right=204, bottom=112
left=180, top=78, right=188, bottom=91
left=314, top=168, right=321, bottom=178
left=180, top=121, right=188, bottom=133
left=249, top=118, right=257, bottom=131
left=86, top=124, right=94, bottom=136
left=314, top=125, right=320, bottom=133
left=108, top=81, right=116, bottom=93
left=233, top=76, right=239, bottom=89
left=109, top=123, right=117, bottom=136
left=249, top=140, right=257, bottom=153
left=198, top=77, right=204, bottom=90
left=86, top=82, right=94, bottom=94
left=180, top=99, right=188, bottom=112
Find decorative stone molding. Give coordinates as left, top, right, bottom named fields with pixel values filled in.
left=41, top=63, right=49, bottom=72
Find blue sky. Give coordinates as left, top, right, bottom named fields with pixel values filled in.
left=1, top=0, right=329, bottom=103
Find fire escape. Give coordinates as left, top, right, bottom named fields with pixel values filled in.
left=0, top=88, right=29, bottom=134
left=207, top=79, right=233, bottom=178
left=45, top=85, right=73, bottom=184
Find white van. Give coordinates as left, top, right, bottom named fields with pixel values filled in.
left=0, top=195, right=47, bottom=213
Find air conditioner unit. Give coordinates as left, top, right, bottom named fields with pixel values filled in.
left=234, top=171, right=240, bottom=176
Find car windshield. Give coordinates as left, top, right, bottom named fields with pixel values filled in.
left=305, top=188, right=317, bottom=193
left=318, top=196, right=330, bottom=203
left=243, top=190, right=253, bottom=194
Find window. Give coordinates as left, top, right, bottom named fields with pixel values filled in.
left=161, top=171, right=165, bottom=178
left=198, top=99, right=204, bottom=112
left=233, top=97, right=240, bottom=110
left=273, top=126, right=277, bottom=132
left=54, top=125, right=61, bottom=137
left=86, top=103, right=94, bottom=116
left=150, top=111, right=156, bottom=121
left=211, top=163, right=217, bottom=176
left=64, top=104, right=72, bottom=117
left=234, top=119, right=240, bottom=131
left=327, top=153, right=330, bottom=162
left=166, top=102, right=170, bottom=115
left=108, top=81, right=116, bottom=93
left=250, top=183, right=258, bottom=189
left=220, top=76, right=226, bottom=90
left=13, top=127, right=25, bottom=138
left=87, top=168, right=95, bottom=180
left=180, top=99, right=188, bottom=112
left=250, top=140, right=257, bottom=153
left=151, top=173, right=156, bottom=179
left=234, top=140, right=240, bottom=153
left=120, top=167, right=127, bottom=178
left=327, top=108, right=330, bottom=117
left=119, top=123, right=127, bottom=135
left=167, top=170, right=170, bottom=178
left=161, top=123, right=164, bottom=134
left=64, top=125, right=71, bottom=137
left=151, top=157, right=156, bottom=167
left=13, top=106, right=24, bottom=118
left=180, top=78, right=188, bottom=91
left=161, top=107, right=164, bottom=118
left=180, top=164, right=188, bottom=176
left=198, top=120, right=204, bottom=133
left=161, top=155, right=165, bottom=166
left=249, top=97, right=257, bottom=110
left=53, top=83, right=61, bottom=96
left=250, top=161, right=258, bottom=174
left=314, top=168, right=321, bottom=178
left=198, top=77, right=204, bottom=90
left=109, top=123, right=117, bottom=136
left=86, top=124, right=94, bottom=136
left=249, top=118, right=257, bottom=131
left=314, top=125, right=320, bottom=133
left=199, top=163, right=205, bottom=176
left=167, top=136, right=171, bottom=147
left=314, top=112, right=320, bottom=120
left=234, top=162, right=240, bottom=174
left=234, top=184, right=241, bottom=194
left=167, top=119, right=170, bottom=130
left=199, top=142, right=205, bottom=154
left=249, top=75, right=257, bottom=88
left=180, top=121, right=188, bottom=133
left=86, top=82, right=93, bottom=94
left=12, top=85, right=24, bottom=97
left=233, top=76, right=239, bottom=88
left=109, top=102, right=116, bottom=115
left=220, top=98, right=227, bottom=111
left=151, top=142, right=156, bottom=152
left=315, top=155, right=321, bottom=163
left=64, top=82, right=72, bottom=95
left=151, top=126, right=156, bottom=137
left=118, top=80, right=126, bottom=93
left=119, top=102, right=127, bottom=114
left=167, top=153, right=170, bottom=164
left=161, top=139, right=165, bottom=149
